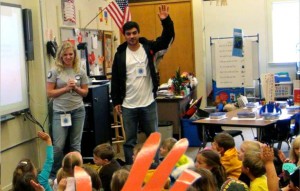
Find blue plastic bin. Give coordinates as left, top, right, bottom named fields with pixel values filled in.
left=180, top=118, right=202, bottom=147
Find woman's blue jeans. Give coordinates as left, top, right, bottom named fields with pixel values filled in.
left=50, top=106, right=85, bottom=178
left=122, top=101, right=158, bottom=165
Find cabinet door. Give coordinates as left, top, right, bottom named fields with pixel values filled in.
left=82, top=85, right=111, bottom=159
left=129, top=1, right=195, bottom=83
left=90, top=85, right=110, bottom=144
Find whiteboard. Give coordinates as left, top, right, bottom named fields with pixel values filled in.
left=0, top=3, right=29, bottom=116
left=211, top=39, right=259, bottom=88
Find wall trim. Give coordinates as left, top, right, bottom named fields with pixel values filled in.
left=0, top=138, right=36, bottom=153
left=130, top=0, right=191, bottom=6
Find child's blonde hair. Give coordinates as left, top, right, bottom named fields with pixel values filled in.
left=239, top=141, right=261, bottom=161
left=240, top=141, right=260, bottom=152
left=61, top=151, right=83, bottom=177
left=289, top=135, right=300, bottom=163
left=161, top=137, right=177, bottom=151
left=243, top=151, right=265, bottom=178
left=56, top=167, right=67, bottom=184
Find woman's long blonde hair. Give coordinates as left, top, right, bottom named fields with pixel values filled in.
left=55, top=41, right=80, bottom=73
left=290, top=135, right=300, bottom=163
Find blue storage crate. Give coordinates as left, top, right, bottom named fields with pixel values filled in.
left=275, top=72, right=291, bottom=83
left=181, top=118, right=202, bottom=147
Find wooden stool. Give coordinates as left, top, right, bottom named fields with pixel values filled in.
left=111, top=109, right=126, bottom=153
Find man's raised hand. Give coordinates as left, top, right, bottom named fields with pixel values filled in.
left=158, top=4, right=169, bottom=20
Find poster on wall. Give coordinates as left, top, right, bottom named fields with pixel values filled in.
left=103, top=31, right=113, bottom=78
left=61, top=0, right=76, bottom=25
left=214, top=40, right=253, bottom=88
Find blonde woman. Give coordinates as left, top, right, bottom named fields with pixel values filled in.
left=287, top=135, right=300, bottom=165
left=47, top=41, right=89, bottom=179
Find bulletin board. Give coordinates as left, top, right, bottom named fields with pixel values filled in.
left=210, top=34, right=260, bottom=102
left=60, top=27, right=113, bottom=77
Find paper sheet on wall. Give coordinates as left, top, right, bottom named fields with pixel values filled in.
left=62, top=0, right=76, bottom=25
left=215, top=40, right=253, bottom=88
left=91, top=35, right=98, bottom=49
left=261, top=73, right=275, bottom=103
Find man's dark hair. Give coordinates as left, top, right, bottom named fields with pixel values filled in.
left=122, top=21, right=140, bottom=34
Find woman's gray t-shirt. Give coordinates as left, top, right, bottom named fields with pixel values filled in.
left=47, top=68, right=88, bottom=112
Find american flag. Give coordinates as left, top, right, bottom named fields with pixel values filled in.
left=106, top=0, right=131, bottom=32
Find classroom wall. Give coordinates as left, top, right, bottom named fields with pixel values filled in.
left=192, top=0, right=206, bottom=107
left=40, top=0, right=120, bottom=70
left=201, top=0, right=297, bottom=104
left=1, top=0, right=47, bottom=190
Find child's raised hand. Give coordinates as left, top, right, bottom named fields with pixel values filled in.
left=260, top=144, right=274, bottom=163
left=30, top=180, right=45, bottom=191
left=37, top=131, right=52, bottom=145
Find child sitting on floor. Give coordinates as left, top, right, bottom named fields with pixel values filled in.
left=187, top=168, right=218, bottom=191
left=93, top=143, right=121, bottom=191
left=195, top=149, right=227, bottom=189
left=12, top=131, right=53, bottom=191
left=52, top=151, right=83, bottom=191
left=133, top=144, right=170, bottom=191
left=159, top=137, right=194, bottom=181
left=212, top=132, right=242, bottom=179
left=242, top=150, right=268, bottom=191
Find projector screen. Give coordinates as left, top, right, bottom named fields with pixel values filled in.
left=0, top=3, right=29, bottom=116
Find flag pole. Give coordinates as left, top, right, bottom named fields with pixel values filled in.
left=82, top=7, right=106, bottom=31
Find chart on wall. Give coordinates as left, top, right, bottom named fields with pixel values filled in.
left=212, top=39, right=259, bottom=88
